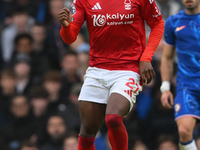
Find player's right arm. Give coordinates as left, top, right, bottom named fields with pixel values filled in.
left=160, top=43, right=175, bottom=109
left=160, top=17, right=176, bottom=109
left=59, top=0, right=86, bottom=45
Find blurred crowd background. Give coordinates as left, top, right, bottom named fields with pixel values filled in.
left=0, top=0, right=200, bottom=150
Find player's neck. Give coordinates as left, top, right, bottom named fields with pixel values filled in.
left=185, top=4, right=200, bottom=15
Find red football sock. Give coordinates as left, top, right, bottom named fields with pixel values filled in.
left=106, top=114, right=128, bottom=150
left=78, top=135, right=95, bottom=150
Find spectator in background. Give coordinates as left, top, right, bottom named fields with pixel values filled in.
left=31, top=23, right=46, bottom=53
left=77, top=44, right=90, bottom=66
left=157, top=135, right=178, bottom=150
left=144, top=82, right=178, bottom=149
left=12, top=33, right=50, bottom=77
left=76, top=43, right=90, bottom=82
left=0, top=95, right=36, bottom=150
left=13, top=53, right=37, bottom=95
left=1, top=8, right=34, bottom=64
left=5, top=0, right=40, bottom=20
left=0, top=0, right=6, bottom=22
left=13, top=33, right=33, bottom=55
left=63, top=132, right=78, bottom=150
left=20, top=141, right=38, bottom=150
left=43, top=70, right=64, bottom=112
left=30, top=23, right=56, bottom=70
left=30, top=86, right=49, bottom=119
left=130, top=140, right=148, bottom=150
left=46, top=0, right=69, bottom=68
left=58, top=83, right=81, bottom=132
left=0, top=69, right=16, bottom=123
left=64, top=0, right=73, bottom=9
left=70, top=34, right=89, bottom=52
left=61, top=51, right=81, bottom=99
left=95, top=132, right=111, bottom=150
left=40, top=115, right=67, bottom=150
left=155, top=0, right=181, bottom=21
left=29, top=86, right=50, bottom=145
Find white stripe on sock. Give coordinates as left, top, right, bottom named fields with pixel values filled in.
left=179, top=140, right=197, bottom=150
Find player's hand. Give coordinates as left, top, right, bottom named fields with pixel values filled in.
left=58, top=8, right=72, bottom=27
left=161, top=90, right=174, bottom=109
left=139, top=61, right=156, bottom=84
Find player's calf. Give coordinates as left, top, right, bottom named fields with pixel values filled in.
left=106, top=114, right=128, bottom=150
left=178, top=125, right=193, bottom=142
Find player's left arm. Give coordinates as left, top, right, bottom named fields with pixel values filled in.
left=139, top=0, right=164, bottom=84
left=59, top=0, right=86, bottom=45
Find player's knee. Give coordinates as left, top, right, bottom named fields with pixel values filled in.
left=80, top=125, right=97, bottom=137
left=105, top=114, right=123, bottom=128
left=178, top=125, right=192, bottom=140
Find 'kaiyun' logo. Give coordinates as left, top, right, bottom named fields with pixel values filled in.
left=124, top=0, right=131, bottom=10
left=92, top=15, right=106, bottom=26
left=92, top=13, right=134, bottom=26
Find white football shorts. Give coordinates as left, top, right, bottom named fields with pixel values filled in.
left=78, top=67, right=143, bottom=111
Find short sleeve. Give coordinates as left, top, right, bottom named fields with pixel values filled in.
left=164, top=17, right=175, bottom=45
left=71, top=0, right=86, bottom=27
left=140, top=0, right=163, bottom=27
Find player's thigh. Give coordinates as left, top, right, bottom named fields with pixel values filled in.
left=78, top=76, right=108, bottom=136
left=106, top=93, right=130, bottom=116
left=78, top=76, right=109, bottom=104
left=79, top=101, right=106, bottom=137
left=176, top=116, right=196, bottom=134
left=106, top=74, right=142, bottom=116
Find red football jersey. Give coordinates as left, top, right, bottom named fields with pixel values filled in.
left=71, top=0, right=162, bottom=73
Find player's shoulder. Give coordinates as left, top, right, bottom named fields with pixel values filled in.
left=166, top=10, right=185, bottom=23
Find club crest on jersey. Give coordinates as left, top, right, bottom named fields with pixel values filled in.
left=124, top=0, right=131, bottom=10
left=71, top=3, right=76, bottom=16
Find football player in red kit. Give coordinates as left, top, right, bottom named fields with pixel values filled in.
left=58, top=0, right=164, bottom=149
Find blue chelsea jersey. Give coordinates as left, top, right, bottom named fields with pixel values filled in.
left=165, top=10, right=200, bottom=90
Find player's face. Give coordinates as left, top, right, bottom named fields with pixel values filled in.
left=182, top=0, right=200, bottom=10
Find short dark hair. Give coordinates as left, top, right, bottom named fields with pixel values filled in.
left=0, top=69, right=16, bottom=79
left=43, top=70, right=62, bottom=83
left=14, top=33, right=33, bottom=45
left=62, top=50, right=78, bottom=60
left=33, top=22, right=45, bottom=27
left=11, top=7, right=28, bottom=17
left=47, top=114, right=66, bottom=125
left=29, top=86, right=49, bottom=99
left=157, top=134, right=178, bottom=148
left=10, top=95, right=29, bottom=106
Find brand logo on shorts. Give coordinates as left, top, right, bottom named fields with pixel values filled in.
left=175, top=104, right=181, bottom=113
left=124, top=78, right=141, bottom=98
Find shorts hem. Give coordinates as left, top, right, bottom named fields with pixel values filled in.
left=111, top=91, right=135, bottom=112
left=78, top=98, right=107, bottom=104
left=175, top=114, right=200, bottom=121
